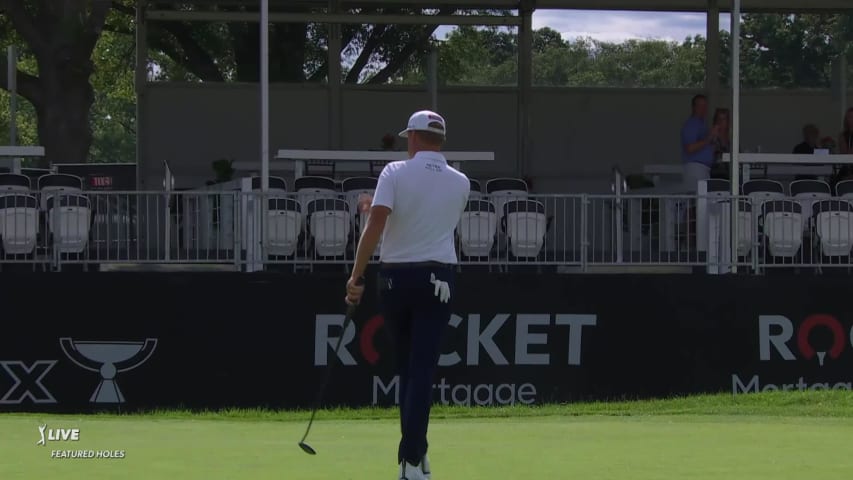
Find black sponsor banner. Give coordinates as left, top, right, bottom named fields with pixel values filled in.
left=0, top=272, right=852, bottom=413
left=54, top=164, right=137, bottom=190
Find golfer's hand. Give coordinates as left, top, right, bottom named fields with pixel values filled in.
left=345, top=276, right=365, bottom=305
left=357, top=194, right=373, bottom=214
left=430, top=273, right=451, bottom=303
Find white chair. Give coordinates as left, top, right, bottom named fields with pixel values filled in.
left=790, top=179, right=831, bottom=232
left=0, top=173, right=31, bottom=193
left=486, top=178, right=528, bottom=220
left=813, top=200, right=853, bottom=257
left=295, top=176, right=337, bottom=200
left=0, top=194, right=39, bottom=255
left=736, top=200, right=754, bottom=257
left=503, top=199, right=547, bottom=259
left=706, top=179, right=732, bottom=198
left=457, top=200, right=497, bottom=258
left=306, top=199, right=351, bottom=257
left=742, top=179, right=785, bottom=210
left=760, top=200, right=803, bottom=258
left=468, top=179, right=483, bottom=200
left=266, top=197, right=302, bottom=257
left=836, top=180, right=853, bottom=199
left=38, top=174, right=84, bottom=211
left=46, top=194, right=92, bottom=254
left=295, top=176, right=338, bottom=229
left=251, top=176, right=288, bottom=193
left=708, top=198, right=754, bottom=260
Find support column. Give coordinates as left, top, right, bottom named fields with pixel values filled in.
left=428, top=48, right=438, bottom=111
left=328, top=0, right=342, bottom=149
left=706, top=0, right=720, bottom=100
left=730, top=0, right=742, bottom=273
left=517, top=4, right=533, bottom=177
left=7, top=46, right=17, bottom=146
left=135, top=0, right=148, bottom=189
left=261, top=0, right=270, bottom=191
left=840, top=54, right=848, bottom=124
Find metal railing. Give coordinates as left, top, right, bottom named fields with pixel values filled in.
left=1, top=189, right=852, bottom=273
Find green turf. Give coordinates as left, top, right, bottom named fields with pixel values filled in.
left=3, top=392, right=853, bottom=479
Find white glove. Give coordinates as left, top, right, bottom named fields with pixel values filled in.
left=430, top=273, right=451, bottom=303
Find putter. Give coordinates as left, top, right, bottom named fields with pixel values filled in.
left=298, top=276, right=364, bottom=455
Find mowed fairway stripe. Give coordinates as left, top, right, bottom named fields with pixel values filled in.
left=1, top=415, right=851, bottom=479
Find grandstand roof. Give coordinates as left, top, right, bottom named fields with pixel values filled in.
left=145, top=0, right=852, bottom=13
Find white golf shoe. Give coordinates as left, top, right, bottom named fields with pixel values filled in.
left=398, top=461, right=426, bottom=480
left=421, top=455, right=431, bottom=479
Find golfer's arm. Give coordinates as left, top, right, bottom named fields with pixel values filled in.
left=351, top=206, right=390, bottom=279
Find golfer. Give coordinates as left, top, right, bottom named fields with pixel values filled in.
left=346, top=110, right=470, bottom=480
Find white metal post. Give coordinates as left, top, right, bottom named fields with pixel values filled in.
left=164, top=161, right=173, bottom=261
left=260, top=0, right=270, bottom=192
left=258, top=0, right=271, bottom=271
left=328, top=0, right=342, bottom=148
left=841, top=54, right=848, bottom=127
left=730, top=0, right=741, bottom=273
left=8, top=46, right=17, bottom=146
left=135, top=0, right=147, bottom=189
left=428, top=48, right=438, bottom=111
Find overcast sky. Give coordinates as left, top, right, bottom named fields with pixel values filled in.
left=534, top=10, right=731, bottom=42
left=439, top=11, right=732, bottom=43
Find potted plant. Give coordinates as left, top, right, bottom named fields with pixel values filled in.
left=211, top=158, right=235, bottom=184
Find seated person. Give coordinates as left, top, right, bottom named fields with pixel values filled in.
left=793, top=124, right=820, bottom=154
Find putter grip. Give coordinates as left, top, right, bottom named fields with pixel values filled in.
left=347, top=276, right=365, bottom=316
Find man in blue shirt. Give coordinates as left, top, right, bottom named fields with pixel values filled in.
left=681, top=94, right=720, bottom=190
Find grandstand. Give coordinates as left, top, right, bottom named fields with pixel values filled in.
left=1, top=0, right=852, bottom=275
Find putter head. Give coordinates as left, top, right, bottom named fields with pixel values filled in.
left=298, top=442, right=317, bottom=455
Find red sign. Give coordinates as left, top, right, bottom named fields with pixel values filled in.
left=90, top=176, right=113, bottom=188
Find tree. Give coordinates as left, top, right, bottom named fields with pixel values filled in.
left=405, top=13, right=853, bottom=89
left=412, top=26, right=707, bottom=88
left=0, top=0, right=118, bottom=167
left=143, top=5, right=461, bottom=84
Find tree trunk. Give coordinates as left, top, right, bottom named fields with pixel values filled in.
left=34, top=57, right=95, bottom=168
left=230, top=22, right=261, bottom=82
left=273, top=24, right=307, bottom=82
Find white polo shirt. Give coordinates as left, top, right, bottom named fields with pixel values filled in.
left=371, top=151, right=470, bottom=264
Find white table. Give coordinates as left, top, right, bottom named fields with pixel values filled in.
left=232, top=149, right=495, bottom=178
left=0, top=146, right=45, bottom=157
left=0, top=146, right=45, bottom=173
left=721, top=153, right=853, bottom=181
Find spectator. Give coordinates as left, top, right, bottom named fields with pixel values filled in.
left=681, top=94, right=720, bottom=190
left=793, top=124, right=820, bottom=154
left=712, top=108, right=731, bottom=158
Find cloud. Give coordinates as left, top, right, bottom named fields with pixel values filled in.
left=532, top=10, right=726, bottom=43
left=435, top=11, right=732, bottom=44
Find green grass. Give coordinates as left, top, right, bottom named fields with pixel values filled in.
left=2, top=392, right=853, bottom=479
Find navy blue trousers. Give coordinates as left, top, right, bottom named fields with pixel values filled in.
left=379, top=264, right=454, bottom=466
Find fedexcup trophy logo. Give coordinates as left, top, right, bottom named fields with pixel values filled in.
left=59, top=338, right=158, bottom=404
